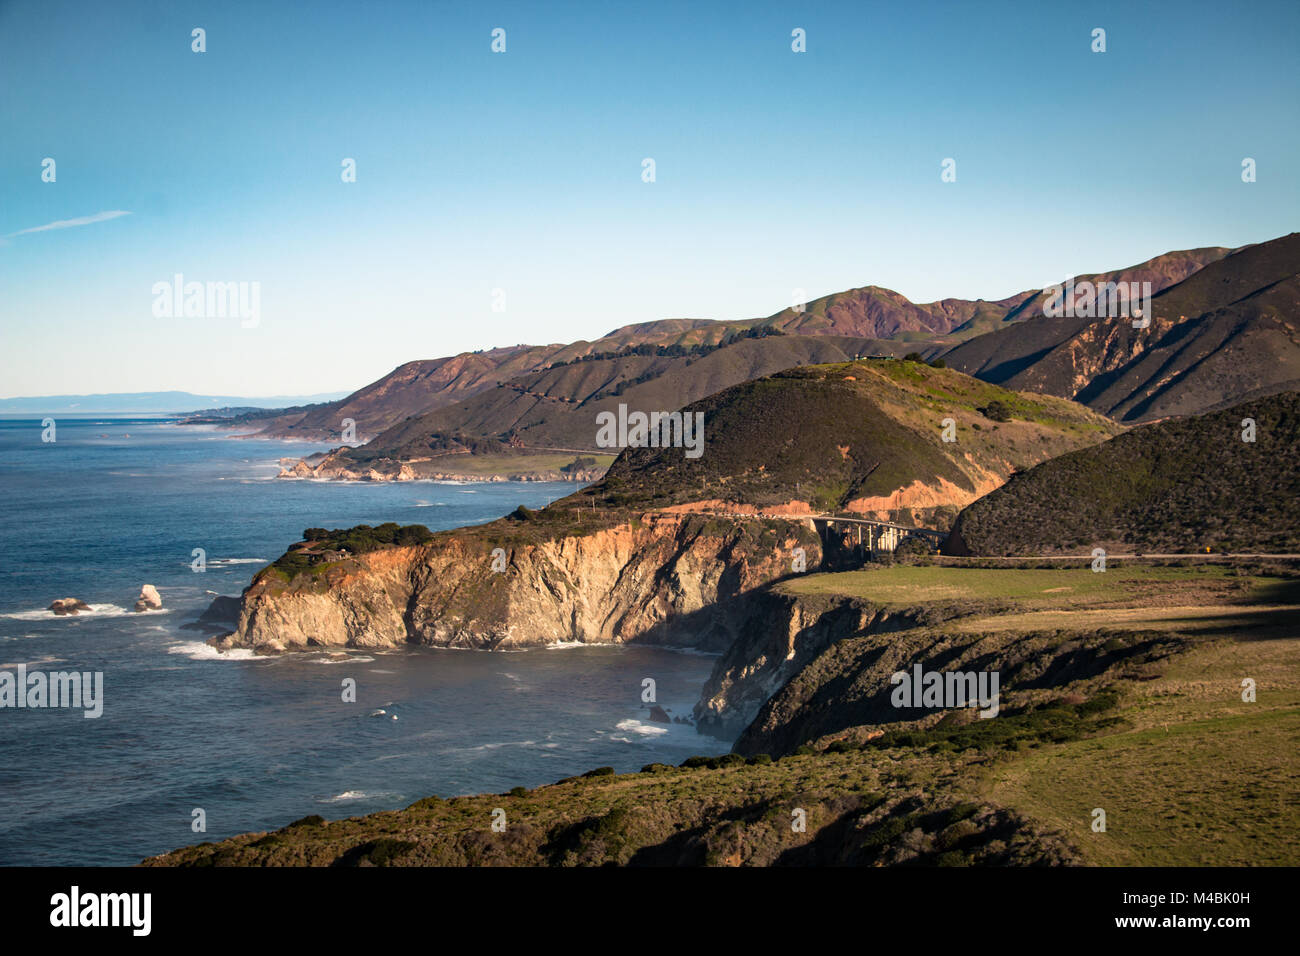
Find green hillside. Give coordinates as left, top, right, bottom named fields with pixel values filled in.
left=944, top=391, right=1300, bottom=556
left=583, top=357, right=1120, bottom=519
left=342, top=333, right=918, bottom=463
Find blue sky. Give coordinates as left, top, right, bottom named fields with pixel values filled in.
left=2, top=0, right=1297, bottom=397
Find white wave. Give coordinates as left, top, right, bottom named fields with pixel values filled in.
left=1, top=602, right=162, bottom=621
left=166, top=641, right=270, bottom=661
left=614, top=718, right=669, bottom=736
left=320, top=790, right=398, bottom=803
left=1, top=609, right=60, bottom=622
left=453, top=739, right=538, bottom=753
left=544, top=640, right=587, bottom=650
left=311, top=655, right=375, bottom=665
left=207, top=558, right=267, bottom=565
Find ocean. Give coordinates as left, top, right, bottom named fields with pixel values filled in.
left=0, top=418, right=730, bottom=865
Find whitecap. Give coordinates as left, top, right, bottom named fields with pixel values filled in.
left=1, top=603, right=148, bottom=621
left=311, top=655, right=374, bottom=665
left=614, top=718, right=669, bottom=736
left=450, top=740, right=538, bottom=753
left=320, top=790, right=398, bottom=803
left=166, top=641, right=270, bottom=661
left=323, top=790, right=368, bottom=802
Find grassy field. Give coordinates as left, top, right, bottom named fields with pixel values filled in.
left=776, top=563, right=1271, bottom=607
left=983, top=636, right=1300, bottom=865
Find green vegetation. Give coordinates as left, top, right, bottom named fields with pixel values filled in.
left=986, top=634, right=1300, bottom=865
left=776, top=563, right=1251, bottom=608
left=581, top=359, right=1119, bottom=516
left=146, top=568, right=1300, bottom=867
left=978, top=399, right=1011, bottom=422
left=866, top=690, right=1123, bottom=754
left=948, top=391, right=1300, bottom=555
left=273, top=523, right=434, bottom=574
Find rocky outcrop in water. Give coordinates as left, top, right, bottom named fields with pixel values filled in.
left=133, top=584, right=162, bottom=612
left=48, top=598, right=91, bottom=616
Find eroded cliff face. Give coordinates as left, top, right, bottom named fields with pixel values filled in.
left=216, top=513, right=821, bottom=653
left=691, top=591, right=923, bottom=739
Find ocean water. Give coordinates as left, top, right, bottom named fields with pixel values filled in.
left=0, top=418, right=730, bottom=865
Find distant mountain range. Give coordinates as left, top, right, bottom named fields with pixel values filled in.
left=942, top=234, right=1300, bottom=422
left=0, top=390, right=352, bottom=415
left=191, top=233, right=1298, bottom=474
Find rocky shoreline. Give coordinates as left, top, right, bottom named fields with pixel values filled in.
left=202, top=508, right=929, bottom=743
left=274, top=454, right=605, bottom=484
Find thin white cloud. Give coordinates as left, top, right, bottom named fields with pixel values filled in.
left=5, top=210, right=132, bottom=239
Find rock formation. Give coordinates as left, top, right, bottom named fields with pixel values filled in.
left=133, top=584, right=162, bottom=613
left=213, top=512, right=821, bottom=654
left=48, top=598, right=91, bottom=616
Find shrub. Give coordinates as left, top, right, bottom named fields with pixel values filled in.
left=582, top=766, right=616, bottom=778
left=979, top=400, right=1012, bottom=422
left=680, top=753, right=745, bottom=769
left=894, top=536, right=934, bottom=565
left=361, top=838, right=417, bottom=866
left=274, top=523, right=434, bottom=573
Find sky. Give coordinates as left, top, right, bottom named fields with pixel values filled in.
left=1, top=0, right=1297, bottom=397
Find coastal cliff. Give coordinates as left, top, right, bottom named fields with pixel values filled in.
left=216, top=512, right=822, bottom=653
left=691, top=592, right=892, bottom=738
